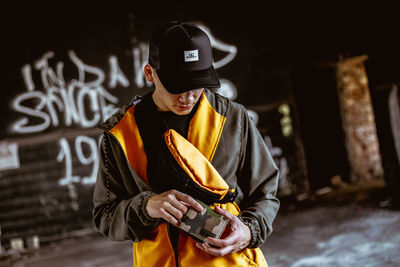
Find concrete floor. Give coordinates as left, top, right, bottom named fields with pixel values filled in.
left=2, top=184, right=400, bottom=267
left=262, top=205, right=400, bottom=267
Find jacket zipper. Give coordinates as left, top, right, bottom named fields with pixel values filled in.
left=167, top=223, right=180, bottom=267
left=109, top=132, right=181, bottom=266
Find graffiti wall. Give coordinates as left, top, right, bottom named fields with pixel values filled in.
left=1, top=49, right=136, bottom=248
left=1, top=2, right=304, bottom=249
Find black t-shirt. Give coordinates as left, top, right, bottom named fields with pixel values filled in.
left=134, top=92, right=201, bottom=249
left=134, top=91, right=199, bottom=192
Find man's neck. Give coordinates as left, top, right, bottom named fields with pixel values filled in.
left=152, top=91, right=167, bottom=111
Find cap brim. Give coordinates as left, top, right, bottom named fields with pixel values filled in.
left=157, top=66, right=220, bottom=94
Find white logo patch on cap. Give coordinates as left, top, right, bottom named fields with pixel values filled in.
left=184, top=49, right=199, bottom=62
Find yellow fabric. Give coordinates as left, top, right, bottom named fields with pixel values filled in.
left=164, top=129, right=229, bottom=198
left=109, top=105, right=148, bottom=184
left=109, top=96, right=267, bottom=266
left=133, top=223, right=176, bottom=267
left=187, top=93, right=226, bottom=161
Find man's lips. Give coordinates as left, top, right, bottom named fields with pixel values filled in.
left=177, top=105, right=193, bottom=110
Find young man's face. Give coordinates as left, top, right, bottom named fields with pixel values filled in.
left=147, top=65, right=204, bottom=115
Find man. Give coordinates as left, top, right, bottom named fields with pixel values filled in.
left=93, top=21, right=280, bottom=266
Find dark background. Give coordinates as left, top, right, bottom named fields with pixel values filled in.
left=1, top=0, right=399, bottom=250
left=4, top=1, right=400, bottom=103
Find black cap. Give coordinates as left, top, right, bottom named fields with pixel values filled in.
left=149, top=21, right=221, bottom=94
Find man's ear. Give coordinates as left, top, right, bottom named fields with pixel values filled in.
left=144, top=63, right=154, bottom=83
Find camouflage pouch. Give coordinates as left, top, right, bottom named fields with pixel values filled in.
left=178, top=199, right=229, bottom=243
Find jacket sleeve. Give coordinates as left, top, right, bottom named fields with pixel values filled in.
left=92, top=132, right=161, bottom=242
left=237, top=106, right=280, bottom=248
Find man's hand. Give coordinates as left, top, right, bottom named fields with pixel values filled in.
left=195, top=206, right=251, bottom=256
left=146, top=189, right=204, bottom=226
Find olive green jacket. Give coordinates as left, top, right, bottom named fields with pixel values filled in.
left=93, top=89, right=280, bottom=248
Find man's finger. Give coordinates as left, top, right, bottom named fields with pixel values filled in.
left=200, top=242, right=232, bottom=257
left=163, top=202, right=185, bottom=221
left=171, top=198, right=189, bottom=215
left=161, top=208, right=179, bottom=226
left=215, top=206, right=242, bottom=229
left=215, top=206, right=234, bottom=219
left=205, top=231, right=238, bottom=248
left=173, top=190, right=203, bottom=212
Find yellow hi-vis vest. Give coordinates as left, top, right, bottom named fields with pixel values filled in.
left=108, top=93, right=268, bottom=267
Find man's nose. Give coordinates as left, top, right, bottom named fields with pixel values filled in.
left=178, top=91, right=195, bottom=103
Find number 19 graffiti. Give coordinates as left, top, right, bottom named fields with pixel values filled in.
left=56, top=136, right=100, bottom=210
left=57, top=136, right=100, bottom=186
